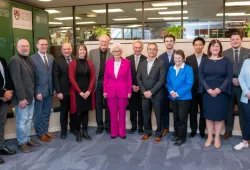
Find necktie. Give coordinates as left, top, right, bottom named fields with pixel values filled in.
left=233, top=49, right=239, bottom=76
left=43, top=55, right=49, bottom=70
left=66, top=58, right=71, bottom=65
left=135, top=57, right=139, bottom=71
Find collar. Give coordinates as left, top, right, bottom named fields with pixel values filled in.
left=38, top=51, right=47, bottom=57
left=195, top=53, right=203, bottom=59
left=233, top=47, right=241, bottom=52
left=147, top=57, right=156, bottom=62
left=134, top=54, right=141, bottom=58
left=174, top=63, right=185, bottom=70
left=64, top=56, right=72, bottom=60
left=167, top=49, right=174, bottom=56
left=100, top=48, right=107, bottom=53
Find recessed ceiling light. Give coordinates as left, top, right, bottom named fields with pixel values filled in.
left=49, top=22, right=62, bottom=25
left=135, top=7, right=168, bottom=11
left=159, top=10, right=188, bottom=15
left=76, top=21, right=96, bottom=25
left=113, top=18, right=137, bottom=21
left=38, top=0, right=52, bottom=1
left=92, top=9, right=123, bottom=13
left=126, top=24, right=142, bottom=28
left=151, top=1, right=187, bottom=7
left=226, top=1, right=250, bottom=6
left=55, top=17, right=81, bottom=20
left=45, top=9, right=61, bottom=14
left=216, top=12, right=247, bottom=16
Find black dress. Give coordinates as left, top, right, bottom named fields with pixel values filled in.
left=198, top=57, right=233, bottom=121
left=75, top=58, right=92, bottom=112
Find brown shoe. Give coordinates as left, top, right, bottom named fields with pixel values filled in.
left=222, top=133, right=232, bottom=140
left=27, top=139, right=41, bottom=147
left=46, top=133, right=56, bottom=139
left=154, top=137, right=161, bottom=144
left=141, top=134, right=152, bottom=141
left=162, top=129, right=169, bottom=136
left=39, top=135, right=51, bottom=142
left=19, top=144, right=31, bottom=153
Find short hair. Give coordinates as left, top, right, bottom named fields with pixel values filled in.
left=98, top=34, right=110, bottom=42
left=174, top=49, right=185, bottom=60
left=147, top=43, right=158, bottom=50
left=37, top=37, right=48, bottom=44
left=230, top=32, right=242, bottom=40
left=193, top=37, right=205, bottom=45
left=207, top=39, right=223, bottom=58
left=76, top=43, right=88, bottom=59
left=163, top=34, right=176, bottom=42
left=110, top=43, right=123, bottom=54
left=133, top=40, right=143, bottom=48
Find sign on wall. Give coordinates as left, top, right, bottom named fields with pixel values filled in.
left=12, top=7, right=32, bottom=30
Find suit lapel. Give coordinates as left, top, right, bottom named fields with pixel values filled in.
left=20, top=57, right=33, bottom=77
left=117, top=58, right=124, bottom=79
left=148, top=58, right=156, bottom=76
left=36, top=53, right=48, bottom=70
left=130, top=55, right=136, bottom=73
left=192, top=55, right=198, bottom=69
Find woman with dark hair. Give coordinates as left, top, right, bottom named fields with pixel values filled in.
left=167, top=49, right=194, bottom=146
left=69, top=44, right=96, bottom=142
left=199, top=39, right=233, bottom=148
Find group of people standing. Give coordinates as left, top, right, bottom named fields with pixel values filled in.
left=0, top=32, right=250, bottom=164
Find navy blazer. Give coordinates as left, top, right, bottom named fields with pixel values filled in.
left=167, top=63, right=194, bottom=101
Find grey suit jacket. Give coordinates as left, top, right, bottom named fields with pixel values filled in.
left=137, top=58, right=166, bottom=100
left=31, top=52, right=54, bottom=97
left=8, top=54, right=35, bottom=106
left=88, top=48, right=112, bottom=89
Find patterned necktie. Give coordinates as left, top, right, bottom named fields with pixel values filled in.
left=43, top=55, right=49, bottom=70
left=66, top=58, right=71, bottom=65
left=233, top=49, right=239, bottom=76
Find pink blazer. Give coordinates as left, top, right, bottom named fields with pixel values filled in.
left=104, top=57, right=132, bottom=99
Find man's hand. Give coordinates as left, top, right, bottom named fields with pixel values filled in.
left=143, top=91, right=152, bottom=99
left=232, top=78, right=240, bottom=86
left=57, top=93, right=63, bottom=100
left=36, top=94, right=43, bottom=101
left=247, top=92, right=250, bottom=99
left=103, top=93, right=107, bottom=99
left=4, top=90, right=13, bottom=101
left=128, top=94, right=132, bottom=99
left=18, top=99, right=28, bottom=109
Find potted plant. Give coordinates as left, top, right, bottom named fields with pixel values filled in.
left=161, top=25, right=184, bottom=39
left=244, top=23, right=250, bottom=37
left=92, top=27, right=111, bottom=39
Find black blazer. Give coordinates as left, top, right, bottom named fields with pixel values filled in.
left=126, top=54, right=147, bottom=86
left=186, top=53, right=208, bottom=95
left=137, top=58, right=166, bottom=100
left=53, top=55, right=75, bottom=95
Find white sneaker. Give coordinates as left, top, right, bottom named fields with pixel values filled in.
left=234, top=142, right=249, bottom=150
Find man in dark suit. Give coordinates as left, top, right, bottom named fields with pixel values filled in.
left=53, top=43, right=74, bottom=139
left=89, top=35, right=112, bottom=134
left=9, top=39, right=40, bottom=153
left=31, top=37, right=55, bottom=142
left=127, top=40, right=147, bottom=135
left=222, top=32, right=250, bottom=140
left=0, top=56, right=16, bottom=163
left=159, top=34, right=175, bottom=137
left=137, top=43, right=166, bottom=143
left=186, top=37, right=208, bottom=139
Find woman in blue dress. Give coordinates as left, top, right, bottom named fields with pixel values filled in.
left=199, top=39, right=233, bottom=149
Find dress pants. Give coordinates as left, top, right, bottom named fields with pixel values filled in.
left=0, top=102, right=9, bottom=149
left=71, top=111, right=89, bottom=131
left=34, top=95, right=53, bottom=136
left=107, top=97, right=128, bottom=137
left=129, top=91, right=143, bottom=130
left=172, top=100, right=191, bottom=141
left=189, top=94, right=206, bottom=133
left=162, top=88, right=170, bottom=129
left=241, top=101, right=250, bottom=141
left=59, top=95, right=70, bottom=130
left=142, top=98, right=162, bottom=137
left=225, top=86, right=244, bottom=134
left=95, top=79, right=110, bottom=129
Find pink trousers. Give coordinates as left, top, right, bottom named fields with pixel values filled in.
left=107, top=97, right=128, bottom=137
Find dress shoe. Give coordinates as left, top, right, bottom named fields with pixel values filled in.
left=214, top=139, right=221, bottom=149
left=46, top=133, right=56, bottom=139
left=70, top=129, right=76, bottom=136
left=141, top=134, right=152, bottom=141
left=82, top=129, right=92, bottom=141
left=205, top=138, right=213, bottom=147
left=76, top=131, right=82, bottom=142
left=162, top=129, right=169, bottom=136
left=0, top=147, right=16, bottom=155
left=27, top=140, right=41, bottom=147
left=128, top=128, right=136, bottom=134
left=111, top=136, right=117, bottom=139
left=60, top=129, right=67, bottom=139
left=174, top=140, right=185, bottom=146
left=105, top=128, right=111, bottom=134
left=189, top=132, right=196, bottom=138
left=222, top=133, right=232, bottom=140
left=39, top=135, right=51, bottom=142
left=96, top=127, right=104, bottom=134
left=171, top=136, right=178, bottom=141
left=200, top=133, right=208, bottom=139
left=120, top=136, right=126, bottom=140
left=0, top=157, right=4, bottom=164
left=19, top=144, right=31, bottom=153
left=154, top=137, right=161, bottom=143
left=138, top=129, right=144, bottom=135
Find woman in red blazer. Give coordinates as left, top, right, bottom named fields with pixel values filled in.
left=69, top=44, right=95, bottom=142
left=103, top=43, right=132, bottom=139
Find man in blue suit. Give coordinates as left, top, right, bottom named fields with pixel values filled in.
left=31, top=37, right=55, bottom=142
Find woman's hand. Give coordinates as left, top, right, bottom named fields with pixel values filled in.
left=128, top=94, right=132, bottom=99
left=103, top=93, right=107, bottom=99
left=83, top=91, right=90, bottom=99
left=79, top=92, right=84, bottom=98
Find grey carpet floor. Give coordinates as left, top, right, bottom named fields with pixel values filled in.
left=1, top=127, right=250, bottom=170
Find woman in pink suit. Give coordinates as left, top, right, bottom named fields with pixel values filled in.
left=103, top=43, right=132, bottom=139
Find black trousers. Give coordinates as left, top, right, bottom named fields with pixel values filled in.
left=172, top=100, right=191, bottom=141
left=189, top=94, right=206, bottom=134
left=142, top=98, right=162, bottom=137
left=71, top=111, right=89, bottom=131
left=129, top=91, right=143, bottom=130
left=242, top=101, right=250, bottom=141
left=162, top=88, right=170, bottom=129
left=0, top=102, right=9, bottom=149
left=95, top=79, right=110, bottom=129
left=59, top=95, right=70, bottom=130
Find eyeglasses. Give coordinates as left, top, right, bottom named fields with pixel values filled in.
left=113, top=51, right=121, bottom=53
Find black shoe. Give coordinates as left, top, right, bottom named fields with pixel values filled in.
left=60, top=129, right=67, bottom=139
left=171, top=136, right=178, bottom=141
left=111, top=136, right=117, bottom=139
left=138, top=129, right=144, bottom=135
left=105, top=128, right=111, bottom=134
left=128, top=128, right=136, bottom=134
left=96, top=127, right=104, bottom=134
left=120, top=136, right=126, bottom=140
left=174, top=140, right=185, bottom=146
left=76, top=131, right=82, bottom=142
left=70, top=129, right=76, bottom=136
left=82, top=129, right=92, bottom=141
left=0, top=157, right=4, bottom=164
left=189, top=131, right=196, bottom=138
left=200, top=133, right=208, bottom=139
left=0, top=147, right=16, bottom=155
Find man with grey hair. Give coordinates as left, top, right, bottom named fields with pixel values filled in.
left=9, top=39, right=40, bottom=153
left=89, top=35, right=112, bottom=134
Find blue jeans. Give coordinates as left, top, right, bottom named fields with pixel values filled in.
left=15, top=99, right=34, bottom=145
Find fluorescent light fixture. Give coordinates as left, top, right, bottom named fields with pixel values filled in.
left=225, top=20, right=244, bottom=23
left=151, top=1, right=187, bottom=7
left=159, top=10, right=188, bottom=15
left=45, top=9, right=60, bottom=14
left=216, top=12, right=248, bottom=16
left=226, top=1, right=250, bottom=6
left=147, top=17, right=188, bottom=20
left=59, top=27, right=72, bottom=29
left=135, top=7, right=168, bottom=11
left=113, top=18, right=137, bottom=21
left=49, top=22, right=62, bottom=24
left=92, top=9, right=123, bottom=13
left=38, top=0, right=52, bottom=1
left=76, top=21, right=96, bottom=25
left=126, top=24, right=142, bottom=28
left=55, top=17, right=81, bottom=20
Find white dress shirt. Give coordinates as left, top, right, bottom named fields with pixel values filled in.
left=147, top=58, right=156, bottom=75
left=114, top=61, right=121, bottom=78
left=38, top=51, right=48, bottom=64
left=173, top=63, right=185, bottom=76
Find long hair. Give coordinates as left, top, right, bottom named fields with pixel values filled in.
left=76, top=44, right=88, bottom=59
left=207, top=39, right=223, bottom=58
